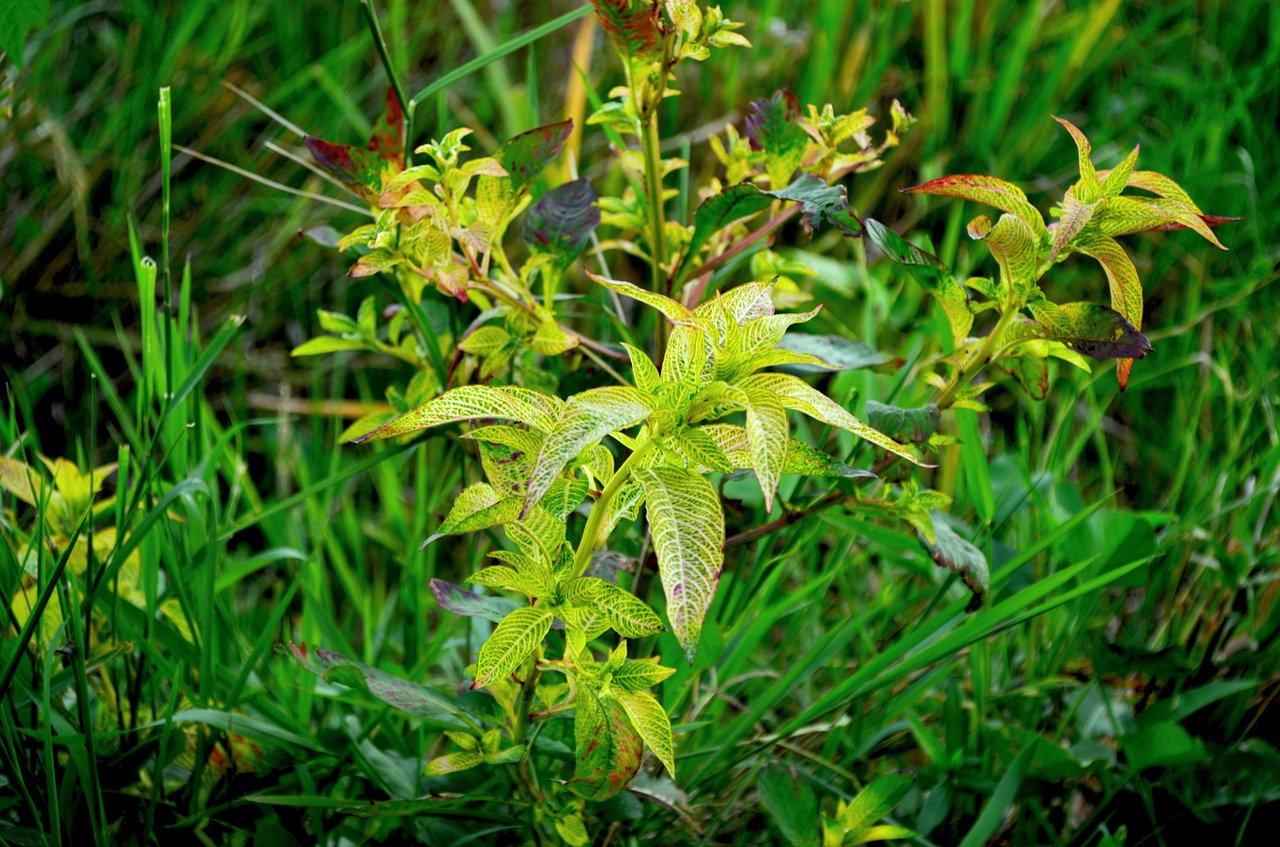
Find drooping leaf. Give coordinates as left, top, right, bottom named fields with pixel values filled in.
left=570, top=687, right=644, bottom=800
left=637, top=466, right=725, bottom=663
left=904, top=174, right=1046, bottom=238
left=424, top=482, right=524, bottom=547
left=1073, top=232, right=1143, bottom=388
left=530, top=320, right=579, bottom=356
left=523, top=178, right=601, bottom=267
left=279, top=643, right=463, bottom=723
left=966, top=213, right=1039, bottom=292
left=864, top=219, right=972, bottom=345
left=585, top=270, right=694, bottom=322
left=736, top=373, right=922, bottom=465
left=684, top=183, right=775, bottom=267
left=920, top=512, right=989, bottom=610
left=745, top=89, right=808, bottom=189
left=352, top=385, right=560, bottom=442
left=616, top=690, right=677, bottom=778
left=1027, top=302, right=1151, bottom=359
left=424, top=750, right=485, bottom=776
left=523, top=386, right=652, bottom=514
left=763, top=175, right=861, bottom=237
left=865, top=401, right=941, bottom=444
left=472, top=606, right=555, bottom=689
left=429, top=579, right=522, bottom=624
left=774, top=333, right=890, bottom=373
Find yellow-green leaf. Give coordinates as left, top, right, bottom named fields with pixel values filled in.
left=569, top=687, right=643, bottom=800
left=472, top=606, right=554, bottom=689
left=616, top=689, right=677, bottom=777
left=352, top=385, right=559, bottom=443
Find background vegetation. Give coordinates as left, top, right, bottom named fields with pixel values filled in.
left=2, top=0, right=1278, bottom=844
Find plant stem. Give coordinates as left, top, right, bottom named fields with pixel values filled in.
left=360, top=0, right=411, bottom=166
left=935, top=307, right=1017, bottom=408
left=641, top=115, right=668, bottom=298
left=573, top=438, right=657, bottom=577
left=679, top=204, right=801, bottom=301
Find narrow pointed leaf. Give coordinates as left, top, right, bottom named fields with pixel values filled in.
left=684, top=183, right=774, bottom=266
left=585, top=270, right=694, bottom=322
left=477, top=120, right=574, bottom=227
left=637, top=466, right=725, bottom=663
left=596, top=581, right=665, bottom=637
left=352, top=385, right=558, bottom=442
left=904, top=174, right=1046, bottom=238
left=702, top=423, right=875, bottom=480
left=616, top=690, right=677, bottom=778
left=1100, top=144, right=1139, bottom=199
left=864, top=219, right=972, bottom=345
left=1053, top=116, right=1102, bottom=202
left=1028, top=302, right=1151, bottom=359
left=612, top=659, right=677, bottom=692
left=743, top=388, right=789, bottom=511
left=1049, top=192, right=1098, bottom=261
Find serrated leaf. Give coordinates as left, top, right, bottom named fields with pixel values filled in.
left=865, top=401, right=940, bottom=444
left=429, top=579, right=522, bottom=624
left=1028, top=302, right=1151, bottom=359
left=612, top=658, right=677, bottom=692
left=764, top=175, right=861, bottom=237
left=685, top=183, right=774, bottom=267
left=864, top=219, right=972, bottom=345
left=905, top=174, right=1046, bottom=238
left=585, top=270, right=694, bottom=322
left=745, top=89, right=808, bottom=189
left=524, top=386, right=651, bottom=514
left=1073, top=232, right=1144, bottom=389
left=597, top=582, right=665, bottom=637
left=616, top=690, right=676, bottom=777
left=921, top=512, right=989, bottom=610
left=570, top=687, right=644, bottom=800
left=523, top=178, right=600, bottom=267
left=353, top=385, right=559, bottom=442
left=967, top=213, right=1039, bottom=292
left=280, top=643, right=463, bottom=722
left=743, top=387, right=789, bottom=511
left=775, top=333, right=890, bottom=373
left=637, top=466, right=724, bottom=663
left=737, top=373, right=922, bottom=465
left=472, top=606, right=554, bottom=689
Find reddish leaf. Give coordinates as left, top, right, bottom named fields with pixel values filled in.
left=745, top=89, right=807, bottom=188
left=304, top=137, right=387, bottom=202
left=492, top=120, right=574, bottom=195
left=568, top=688, right=644, bottom=800
left=1053, top=115, right=1103, bottom=202
left=590, top=0, right=662, bottom=66
left=367, top=86, right=405, bottom=162
left=904, top=174, right=1046, bottom=238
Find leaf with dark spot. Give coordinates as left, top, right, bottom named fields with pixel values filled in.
left=569, top=688, right=643, bottom=800
left=523, top=178, right=600, bottom=268
left=920, top=513, right=989, bottom=610
left=1029, top=302, right=1151, bottom=360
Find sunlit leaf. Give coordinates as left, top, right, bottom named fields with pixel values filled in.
left=745, top=89, right=808, bottom=189
left=585, top=270, right=694, bottom=322
left=352, top=385, right=561, bottom=442
left=1053, top=115, right=1103, bottom=203
left=904, top=174, right=1046, bottom=238
left=967, top=213, right=1039, bottom=292
left=616, top=690, right=676, bottom=777
left=472, top=606, right=554, bottom=689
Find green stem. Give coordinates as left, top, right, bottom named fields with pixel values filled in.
left=935, top=306, right=1017, bottom=409
left=573, top=438, right=657, bottom=577
left=360, top=0, right=411, bottom=166
left=641, top=116, right=668, bottom=297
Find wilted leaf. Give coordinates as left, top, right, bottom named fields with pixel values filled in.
left=569, top=687, right=644, bottom=800
left=920, top=513, right=988, bottom=609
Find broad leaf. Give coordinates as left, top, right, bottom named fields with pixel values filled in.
left=570, top=687, right=644, bottom=800
left=472, top=606, right=555, bottom=689
left=775, top=333, right=890, bottom=373
left=758, top=766, right=821, bottom=847
left=865, top=402, right=940, bottom=444
left=352, top=385, right=560, bottom=442
left=967, top=213, right=1039, bottom=293
left=616, top=690, right=677, bottom=777
left=1028, top=302, right=1151, bottom=359
left=429, top=579, right=522, bottom=624
left=425, top=482, right=524, bottom=547
left=864, top=219, right=972, bottom=345
left=840, top=772, right=914, bottom=836
left=1073, top=233, right=1143, bottom=388
left=611, top=658, right=677, bottom=692
left=596, top=581, right=665, bottom=637
left=477, top=120, right=574, bottom=228
left=702, top=423, right=875, bottom=480
left=745, top=89, right=808, bottom=189
left=684, top=183, right=774, bottom=267
left=523, top=177, right=600, bottom=267
left=279, top=643, right=463, bottom=723
left=589, top=0, right=662, bottom=68
left=764, top=175, right=861, bottom=237
left=921, top=512, right=989, bottom=610
left=904, top=174, right=1047, bottom=239
left=523, top=386, right=652, bottom=514
left=1090, top=196, right=1226, bottom=248
left=637, top=466, right=725, bottom=663
left=743, top=387, right=789, bottom=511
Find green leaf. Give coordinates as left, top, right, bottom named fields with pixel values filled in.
left=459, top=325, right=513, bottom=354
left=1053, top=115, right=1103, bottom=203
left=758, top=766, right=820, bottom=847
left=736, top=373, right=922, bottom=465
left=596, top=582, right=665, bottom=637
left=764, top=175, right=861, bottom=237
left=702, top=423, right=874, bottom=480
left=685, top=183, right=775, bottom=266
left=849, top=825, right=918, bottom=845
left=663, top=426, right=733, bottom=474
left=775, top=333, right=890, bottom=373
left=616, top=690, right=677, bottom=778
left=586, top=270, right=694, bottom=322
left=904, top=173, right=1046, bottom=238
left=476, top=120, right=574, bottom=228
left=425, top=482, right=524, bottom=547
left=920, top=512, right=989, bottom=609
left=554, top=813, right=591, bottom=847
left=530, top=320, right=579, bottom=356
left=523, top=386, right=651, bottom=514
left=966, top=213, right=1039, bottom=293
left=1027, top=302, right=1151, bottom=359
left=352, top=385, right=560, bottom=442
left=1090, top=196, right=1227, bottom=249
left=743, top=387, right=789, bottom=511
left=840, top=772, right=913, bottom=836
left=865, top=401, right=941, bottom=444
left=0, top=0, right=49, bottom=70
left=429, top=579, right=522, bottom=624
left=472, top=606, right=555, bottom=689
left=424, top=751, right=485, bottom=776
left=745, top=89, right=808, bottom=189
left=522, top=178, right=600, bottom=267
left=279, top=643, right=463, bottom=723
left=1048, top=191, right=1098, bottom=262
left=289, top=336, right=366, bottom=356
left=864, top=219, right=972, bottom=345
left=1073, top=232, right=1143, bottom=389
left=569, top=687, right=644, bottom=800
left=995, top=351, right=1050, bottom=401
left=1100, top=144, right=1140, bottom=199
left=1122, top=721, right=1208, bottom=771
left=636, top=467, right=724, bottom=664
left=611, top=658, right=677, bottom=692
